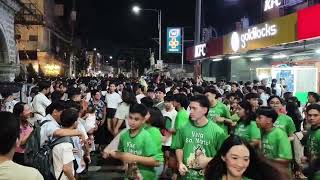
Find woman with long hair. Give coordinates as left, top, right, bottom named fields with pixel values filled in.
left=233, top=101, right=261, bottom=148
left=12, top=102, right=33, bottom=165
left=205, top=135, right=289, bottom=180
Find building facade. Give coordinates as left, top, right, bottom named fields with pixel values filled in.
left=0, top=0, right=20, bottom=81
left=16, top=0, right=71, bottom=77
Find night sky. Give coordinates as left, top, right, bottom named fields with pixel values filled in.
left=61, top=0, right=261, bottom=62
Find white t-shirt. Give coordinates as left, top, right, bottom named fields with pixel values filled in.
left=52, top=142, right=75, bottom=180
left=114, top=102, right=130, bottom=129
left=40, top=115, right=60, bottom=146
left=105, top=92, right=122, bottom=109
left=32, top=93, right=51, bottom=119
left=0, top=160, right=43, bottom=180
left=136, top=94, right=146, bottom=104
left=84, top=113, right=96, bottom=132
left=77, top=120, right=88, bottom=140
left=161, top=108, right=177, bottom=146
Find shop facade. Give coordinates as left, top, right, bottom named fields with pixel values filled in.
left=186, top=4, right=320, bottom=95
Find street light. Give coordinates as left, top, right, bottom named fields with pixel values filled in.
left=109, top=56, right=113, bottom=59
left=132, top=6, right=141, bottom=14
left=132, top=5, right=162, bottom=61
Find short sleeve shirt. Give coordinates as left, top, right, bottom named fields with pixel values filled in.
left=118, top=128, right=157, bottom=180
left=261, top=128, right=292, bottom=161
left=40, top=115, right=60, bottom=146
left=207, top=101, right=231, bottom=134
left=171, top=120, right=227, bottom=179
left=0, top=161, right=43, bottom=180
left=52, top=142, right=75, bottom=180
left=105, top=92, right=122, bottom=109
left=274, top=114, right=296, bottom=136
left=145, top=126, right=164, bottom=162
left=306, top=127, right=320, bottom=162
left=234, top=121, right=261, bottom=142
left=32, top=93, right=51, bottom=118
left=114, top=102, right=130, bottom=129
left=88, top=99, right=105, bottom=121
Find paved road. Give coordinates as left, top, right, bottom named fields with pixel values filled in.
left=80, top=154, right=125, bottom=180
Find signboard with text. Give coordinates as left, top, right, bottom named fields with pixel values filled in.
left=167, top=27, right=182, bottom=53
left=223, top=13, right=297, bottom=54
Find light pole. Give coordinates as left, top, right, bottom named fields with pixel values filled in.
left=132, top=6, right=162, bottom=61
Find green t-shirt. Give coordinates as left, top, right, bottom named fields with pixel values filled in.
left=274, top=114, right=296, bottom=136
left=207, top=101, right=231, bottom=134
left=172, top=108, right=190, bottom=146
left=171, top=120, right=227, bottom=180
left=234, top=121, right=261, bottom=142
left=118, top=128, right=157, bottom=179
left=306, top=127, right=320, bottom=162
left=230, top=113, right=240, bottom=122
left=261, top=127, right=292, bottom=161
left=145, top=125, right=164, bottom=162
left=175, top=108, right=189, bottom=130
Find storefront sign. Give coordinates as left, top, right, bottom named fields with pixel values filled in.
left=231, top=24, right=278, bottom=52
left=167, top=27, right=182, bottom=53
left=186, top=37, right=223, bottom=61
left=194, top=44, right=207, bottom=58
left=264, top=0, right=281, bottom=11
left=224, top=13, right=297, bottom=54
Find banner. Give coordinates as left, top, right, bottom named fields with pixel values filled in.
left=167, top=27, right=182, bottom=53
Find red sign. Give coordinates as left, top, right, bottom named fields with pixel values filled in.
left=186, top=37, right=223, bottom=61
left=297, top=4, right=320, bottom=40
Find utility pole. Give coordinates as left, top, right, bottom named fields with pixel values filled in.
left=195, top=0, right=202, bottom=45
left=158, top=10, right=162, bottom=61
left=194, top=0, right=202, bottom=78
left=69, top=0, right=76, bottom=77
left=181, top=28, right=184, bottom=70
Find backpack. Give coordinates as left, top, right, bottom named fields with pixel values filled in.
left=24, top=120, right=51, bottom=166
left=33, top=136, right=74, bottom=180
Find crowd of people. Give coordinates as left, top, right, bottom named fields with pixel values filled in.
left=0, top=74, right=319, bottom=180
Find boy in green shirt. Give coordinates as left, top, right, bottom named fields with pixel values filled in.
left=268, top=96, right=296, bottom=137
left=256, top=107, right=292, bottom=169
left=171, top=95, right=227, bottom=180
left=303, top=104, right=320, bottom=179
left=104, top=104, right=159, bottom=179
left=204, top=88, right=233, bottom=134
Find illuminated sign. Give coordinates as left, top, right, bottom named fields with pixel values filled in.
left=231, top=32, right=240, bottom=52
left=194, top=44, right=206, bottom=58
left=264, top=0, right=281, bottom=11
left=231, top=24, right=278, bottom=52
left=167, top=27, right=182, bottom=53
left=224, top=13, right=297, bottom=54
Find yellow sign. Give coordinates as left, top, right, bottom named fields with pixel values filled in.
left=223, top=13, right=297, bottom=54
left=44, top=64, right=61, bottom=76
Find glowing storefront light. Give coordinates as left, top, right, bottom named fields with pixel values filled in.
left=44, top=64, right=61, bottom=76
